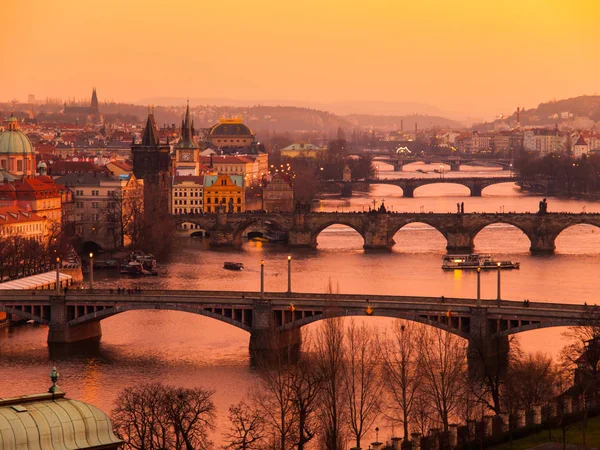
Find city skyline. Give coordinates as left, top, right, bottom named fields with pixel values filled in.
left=4, top=0, right=600, bottom=118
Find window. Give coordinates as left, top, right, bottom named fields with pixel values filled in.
left=17, top=160, right=23, bottom=172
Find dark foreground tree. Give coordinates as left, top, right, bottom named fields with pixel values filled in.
left=111, top=382, right=216, bottom=450
left=224, top=401, right=266, bottom=450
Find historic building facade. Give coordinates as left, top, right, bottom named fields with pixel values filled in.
left=262, top=173, right=294, bottom=212
left=174, top=102, right=201, bottom=176
left=204, top=174, right=244, bottom=213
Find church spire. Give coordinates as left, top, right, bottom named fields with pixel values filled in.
left=91, top=88, right=98, bottom=111
left=140, top=112, right=160, bottom=146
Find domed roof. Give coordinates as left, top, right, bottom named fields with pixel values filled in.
left=0, top=115, right=34, bottom=155
left=0, top=394, right=123, bottom=449
left=210, top=119, right=253, bottom=136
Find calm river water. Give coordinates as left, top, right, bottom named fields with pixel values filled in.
left=2, top=162, right=600, bottom=444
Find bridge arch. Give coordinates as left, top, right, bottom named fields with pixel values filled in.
left=67, top=304, right=252, bottom=332
left=554, top=221, right=600, bottom=254
left=389, top=220, right=448, bottom=251
left=471, top=220, right=533, bottom=252
left=310, top=220, right=367, bottom=248
left=411, top=181, right=472, bottom=197
left=281, top=310, right=468, bottom=339
left=232, top=216, right=288, bottom=245
left=495, top=319, right=583, bottom=337
left=0, top=305, right=47, bottom=325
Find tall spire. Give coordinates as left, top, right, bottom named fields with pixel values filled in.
left=91, top=88, right=98, bottom=111
left=175, top=101, right=197, bottom=149
left=140, top=112, right=160, bottom=146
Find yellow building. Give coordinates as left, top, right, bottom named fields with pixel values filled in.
left=0, top=206, right=47, bottom=243
left=204, top=174, right=244, bottom=213
left=280, top=142, right=325, bottom=158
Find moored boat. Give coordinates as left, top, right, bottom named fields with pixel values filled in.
left=224, top=262, right=244, bottom=271
left=442, top=254, right=519, bottom=270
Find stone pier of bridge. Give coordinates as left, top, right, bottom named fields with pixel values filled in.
left=48, top=295, right=102, bottom=344
left=249, top=298, right=301, bottom=363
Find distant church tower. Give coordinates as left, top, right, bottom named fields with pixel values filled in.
left=132, top=112, right=172, bottom=219
left=174, top=101, right=200, bottom=175
left=91, top=88, right=99, bottom=114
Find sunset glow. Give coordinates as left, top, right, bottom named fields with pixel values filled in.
left=3, top=0, right=600, bottom=116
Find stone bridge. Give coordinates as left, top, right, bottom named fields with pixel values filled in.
left=174, top=211, right=600, bottom=253
left=366, top=154, right=513, bottom=172
left=325, top=176, right=516, bottom=197
left=0, top=289, right=594, bottom=366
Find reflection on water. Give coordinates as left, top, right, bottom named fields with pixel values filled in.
left=2, top=169, right=600, bottom=443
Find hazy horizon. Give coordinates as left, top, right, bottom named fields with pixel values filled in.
left=3, top=0, right=599, bottom=119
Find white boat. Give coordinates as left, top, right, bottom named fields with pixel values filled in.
left=442, top=254, right=520, bottom=270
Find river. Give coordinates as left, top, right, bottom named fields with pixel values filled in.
left=2, top=162, right=600, bottom=444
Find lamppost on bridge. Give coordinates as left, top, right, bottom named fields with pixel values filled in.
left=260, top=260, right=265, bottom=298
left=496, top=262, right=501, bottom=303
left=476, top=267, right=481, bottom=307
left=55, top=257, right=61, bottom=294
left=287, top=255, right=292, bottom=294
left=89, top=252, right=94, bottom=290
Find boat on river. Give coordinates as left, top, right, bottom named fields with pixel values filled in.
left=442, top=254, right=520, bottom=270
left=224, top=262, right=244, bottom=271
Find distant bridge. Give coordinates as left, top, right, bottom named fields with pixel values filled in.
left=173, top=211, right=600, bottom=253
left=0, top=289, right=594, bottom=367
left=350, top=151, right=513, bottom=172
left=324, top=176, right=517, bottom=197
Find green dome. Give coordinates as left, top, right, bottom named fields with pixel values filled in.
left=0, top=116, right=34, bottom=155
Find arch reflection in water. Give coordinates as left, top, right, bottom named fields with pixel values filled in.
left=392, top=222, right=447, bottom=253
left=473, top=223, right=531, bottom=254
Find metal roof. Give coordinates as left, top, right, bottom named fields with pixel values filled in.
left=0, top=393, right=123, bottom=450
left=0, top=272, right=72, bottom=290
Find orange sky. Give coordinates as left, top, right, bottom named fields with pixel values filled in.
left=2, top=0, right=599, bottom=117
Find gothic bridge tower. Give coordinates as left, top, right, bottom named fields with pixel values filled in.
left=132, top=112, right=173, bottom=220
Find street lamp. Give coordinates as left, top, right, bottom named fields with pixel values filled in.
left=476, top=267, right=481, bottom=306
left=496, top=262, right=501, bottom=303
left=89, top=252, right=94, bottom=290
left=439, top=164, right=444, bottom=179
left=287, top=255, right=292, bottom=294
left=55, top=257, right=61, bottom=294
left=260, top=260, right=265, bottom=298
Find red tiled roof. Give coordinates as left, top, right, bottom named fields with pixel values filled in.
left=0, top=206, right=45, bottom=224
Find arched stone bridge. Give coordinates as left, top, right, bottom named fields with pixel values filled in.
left=324, top=176, right=516, bottom=197
left=0, top=289, right=595, bottom=364
left=174, top=211, right=600, bottom=253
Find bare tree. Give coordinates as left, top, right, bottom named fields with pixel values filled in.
left=255, top=355, right=297, bottom=450
left=315, top=316, right=348, bottom=450
left=417, top=327, right=466, bottom=431
left=513, top=352, right=556, bottom=411
left=111, top=382, right=216, bottom=450
left=111, top=382, right=174, bottom=450
left=343, top=319, right=382, bottom=449
left=224, top=401, right=267, bottom=450
left=162, top=386, right=216, bottom=450
left=290, top=356, right=323, bottom=450
left=380, top=320, right=423, bottom=440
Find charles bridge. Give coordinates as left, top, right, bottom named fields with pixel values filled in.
left=323, top=176, right=516, bottom=197
left=0, top=289, right=595, bottom=371
left=175, top=210, right=600, bottom=253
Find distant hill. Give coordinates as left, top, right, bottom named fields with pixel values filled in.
left=493, top=95, right=600, bottom=128
left=1, top=101, right=462, bottom=134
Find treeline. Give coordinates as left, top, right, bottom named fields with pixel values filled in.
left=0, top=234, right=58, bottom=281
left=515, top=152, right=600, bottom=195
left=110, top=310, right=600, bottom=450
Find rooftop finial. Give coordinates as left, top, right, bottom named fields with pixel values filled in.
left=49, top=366, right=61, bottom=393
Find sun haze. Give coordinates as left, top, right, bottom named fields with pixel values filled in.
left=3, top=0, right=599, bottom=116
